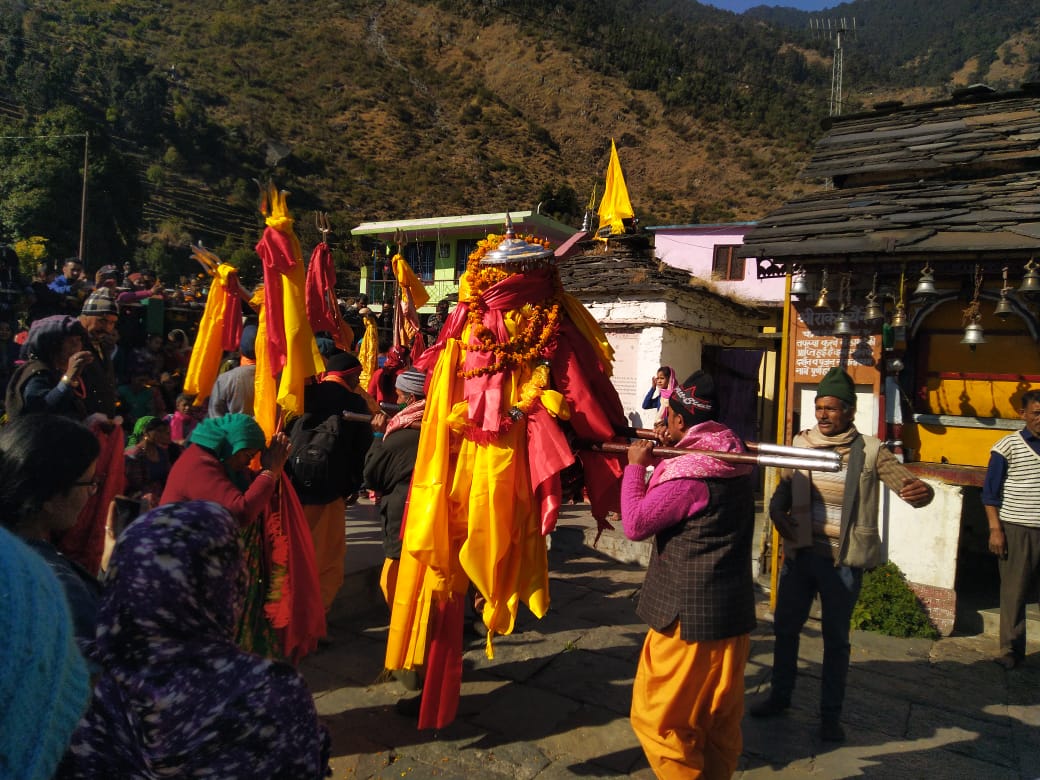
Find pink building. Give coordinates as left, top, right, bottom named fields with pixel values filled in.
left=648, top=222, right=785, bottom=305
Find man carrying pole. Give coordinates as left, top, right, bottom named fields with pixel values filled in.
left=623, top=369, right=756, bottom=780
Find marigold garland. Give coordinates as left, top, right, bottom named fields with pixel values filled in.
left=458, top=232, right=560, bottom=380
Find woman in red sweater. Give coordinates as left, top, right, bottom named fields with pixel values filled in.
left=161, top=413, right=290, bottom=656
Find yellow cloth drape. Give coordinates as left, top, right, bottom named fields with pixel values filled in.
left=597, top=138, right=635, bottom=235
left=252, top=289, right=278, bottom=443
left=275, top=252, right=324, bottom=417
left=183, top=263, right=239, bottom=404
left=261, top=201, right=324, bottom=419
left=559, top=291, right=614, bottom=374
left=357, top=313, right=379, bottom=391
left=392, top=252, right=430, bottom=348
left=385, top=329, right=552, bottom=669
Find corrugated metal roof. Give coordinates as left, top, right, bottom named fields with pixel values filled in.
left=351, top=211, right=576, bottom=240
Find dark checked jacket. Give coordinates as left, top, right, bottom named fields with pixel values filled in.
left=636, top=476, right=757, bottom=643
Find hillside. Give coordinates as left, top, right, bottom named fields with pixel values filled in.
left=0, top=0, right=1038, bottom=285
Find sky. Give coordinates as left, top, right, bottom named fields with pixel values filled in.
left=702, top=0, right=837, bottom=11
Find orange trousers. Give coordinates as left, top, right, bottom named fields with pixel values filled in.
left=303, top=498, right=346, bottom=612
left=630, top=623, right=750, bottom=780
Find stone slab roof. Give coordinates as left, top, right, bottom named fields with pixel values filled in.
left=739, top=86, right=1040, bottom=265
left=560, top=236, right=767, bottom=320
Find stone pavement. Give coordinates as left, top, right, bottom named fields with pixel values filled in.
left=300, top=500, right=1040, bottom=779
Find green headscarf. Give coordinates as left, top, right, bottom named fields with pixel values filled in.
left=189, top=414, right=266, bottom=461
left=127, top=416, right=157, bottom=448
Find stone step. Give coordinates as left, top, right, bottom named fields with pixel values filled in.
left=956, top=600, right=1040, bottom=639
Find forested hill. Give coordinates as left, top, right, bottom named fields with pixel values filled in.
left=0, top=0, right=1037, bottom=285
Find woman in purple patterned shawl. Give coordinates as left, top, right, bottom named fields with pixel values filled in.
left=58, top=500, right=330, bottom=779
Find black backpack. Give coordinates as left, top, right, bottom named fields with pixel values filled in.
left=286, top=412, right=345, bottom=495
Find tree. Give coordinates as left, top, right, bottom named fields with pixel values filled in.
left=0, top=107, right=143, bottom=265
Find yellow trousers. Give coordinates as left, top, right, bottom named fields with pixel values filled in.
left=303, top=498, right=345, bottom=612
left=630, top=623, right=750, bottom=780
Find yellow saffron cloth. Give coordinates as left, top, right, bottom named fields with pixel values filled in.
left=275, top=251, right=324, bottom=417
left=183, top=263, right=239, bottom=404
left=559, top=291, right=614, bottom=374
left=251, top=288, right=278, bottom=443
left=357, top=313, right=379, bottom=391
left=261, top=207, right=324, bottom=418
left=597, top=138, right=635, bottom=235
left=391, top=253, right=430, bottom=348
left=384, top=333, right=551, bottom=669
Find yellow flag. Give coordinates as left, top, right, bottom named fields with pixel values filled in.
left=391, top=253, right=430, bottom=310
left=597, top=139, right=635, bottom=235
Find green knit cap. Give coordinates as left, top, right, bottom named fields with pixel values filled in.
left=816, top=367, right=856, bottom=405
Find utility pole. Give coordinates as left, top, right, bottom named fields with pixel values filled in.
left=810, top=17, right=857, bottom=117
left=78, top=131, right=89, bottom=262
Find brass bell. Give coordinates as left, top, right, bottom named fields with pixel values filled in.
left=890, top=304, right=907, bottom=329
left=1018, top=259, right=1040, bottom=299
left=833, top=310, right=854, bottom=336
left=815, top=269, right=830, bottom=308
left=993, top=294, right=1014, bottom=319
left=864, top=293, right=885, bottom=325
left=913, top=264, right=937, bottom=298
left=790, top=269, right=811, bottom=298
left=960, top=321, right=987, bottom=348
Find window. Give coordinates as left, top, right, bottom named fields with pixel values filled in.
left=456, top=238, right=479, bottom=279
left=711, top=245, right=745, bottom=281
left=403, top=241, right=437, bottom=282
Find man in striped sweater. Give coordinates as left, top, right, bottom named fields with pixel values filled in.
left=983, top=388, right=1040, bottom=671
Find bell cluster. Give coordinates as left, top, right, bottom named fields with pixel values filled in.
left=786, top=258, right=1040, bottom=349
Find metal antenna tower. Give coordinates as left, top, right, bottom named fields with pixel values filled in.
left=810, top=17, right=857, bottom=116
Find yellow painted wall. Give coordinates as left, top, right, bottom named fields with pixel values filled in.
left=907, top=300, right=1039, bottom=466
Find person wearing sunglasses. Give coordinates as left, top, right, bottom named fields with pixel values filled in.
left=0, top=413, right=103, bottom=655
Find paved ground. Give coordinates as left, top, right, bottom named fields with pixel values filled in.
left=300, top=500, right=1040, bottom=779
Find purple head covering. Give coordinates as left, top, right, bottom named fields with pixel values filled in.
left=59, top=501, right=329, bottom=779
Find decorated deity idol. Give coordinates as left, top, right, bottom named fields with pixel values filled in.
left=384, top=217, right=627, bottom=728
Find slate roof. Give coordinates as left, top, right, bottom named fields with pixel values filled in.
left=738, top=86, right=1040, bottom=265
left=559, top=235, right=767, bottom=319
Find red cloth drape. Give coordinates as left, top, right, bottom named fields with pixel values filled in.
left=55, top=423, right=126, bottom=575
left=418, top=596, right=465, bottom=729
left=304, top=242, right=354, bottom=352
left=413, top=266, right=625, bottom=528
left=264, top=478, right=326, bottom=664
left=255, top=227, right=298, bottom=374
left=220, top=275, right=245, bottom=352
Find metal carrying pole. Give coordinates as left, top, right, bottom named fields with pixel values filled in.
left=344, top=413, right=841, bottom=471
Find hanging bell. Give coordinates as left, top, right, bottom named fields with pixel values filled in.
left=790, top=269, right=811, bottom=298
left=864, top=293, right=885, bottom=325
left=890, top=304, right=907, bottom=329
left=993, top=294, right=1014, bottom=320
left=1018, top=260, right=1040, bottom=299
left=816, top=286, right=830, bottom=309
left=913, top=265, right=938, bottom=298
left=833, top=310, right=854, bottom=336
left=960, top=321, right=987, bottom=348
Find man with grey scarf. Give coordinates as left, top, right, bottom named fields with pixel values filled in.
left=750, top=366, right=933, bottom=743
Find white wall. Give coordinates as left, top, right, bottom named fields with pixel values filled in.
left=882, top=479, right=960, bottom=590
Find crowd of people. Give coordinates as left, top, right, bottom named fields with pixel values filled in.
left=3, top=244, right=1035, bottom=780
left=0, top=243, right=449, bottom=778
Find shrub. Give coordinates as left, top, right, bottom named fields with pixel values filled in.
left=851, top=561, right=939, bottom=639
